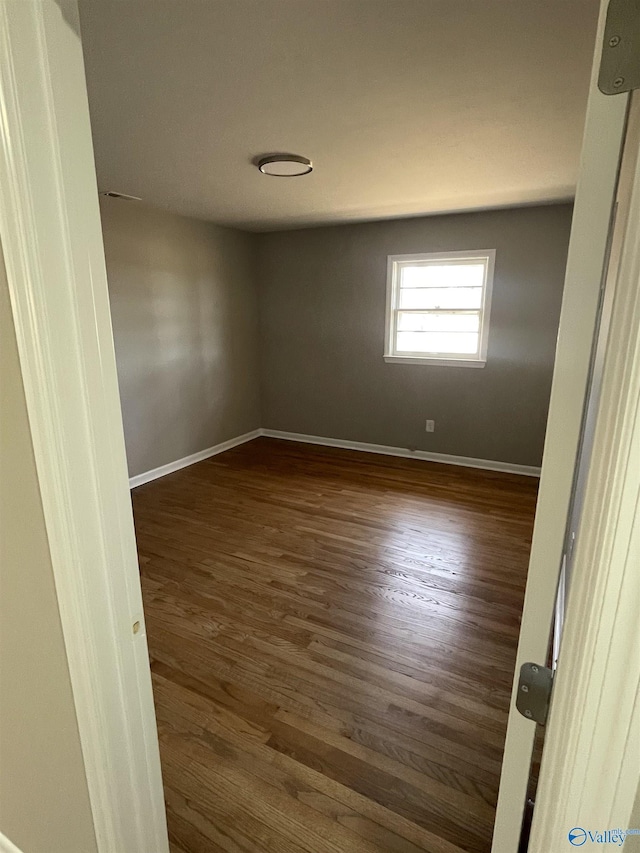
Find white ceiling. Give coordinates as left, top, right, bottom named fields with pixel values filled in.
left=78, top=0, right=599, bottom=232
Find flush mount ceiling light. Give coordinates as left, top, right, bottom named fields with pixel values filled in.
left=257, top=154, right=313, bottom=177
left=100, top=191, right=142, bottom=201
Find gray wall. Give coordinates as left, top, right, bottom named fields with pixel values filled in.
left=257, top=204, right=573, bottom=467
left=100, top=197, right=261, bottom=478
left=0, top=245, right=97, bottom=853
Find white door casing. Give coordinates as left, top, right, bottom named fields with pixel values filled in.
left=530, top=90, right=640, bottom=850
left=491, top=1, right=630, bottom=849
left=0, top=2, right=168, bottom=851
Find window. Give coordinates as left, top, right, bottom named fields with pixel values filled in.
left=384, top=249, right=495, bottom=367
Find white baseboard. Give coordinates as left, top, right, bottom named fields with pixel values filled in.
left=129, top=429, right=262, bottom=489
left=0, top=833, right=24, bottom=853
left=261, top=429, right=541, bottom=477
left=129, top=426, right=540, bottom=488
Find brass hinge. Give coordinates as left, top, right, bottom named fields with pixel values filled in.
left=598, top=0, right=640, bottom=95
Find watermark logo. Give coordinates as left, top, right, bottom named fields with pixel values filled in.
left=568, top=828, right=640, bottom=847
left=568, top=828, right=587, bottom=846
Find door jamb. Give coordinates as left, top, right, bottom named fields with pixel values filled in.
left=491, top=0, right=630, bottom=847
left=530, top=92, right=640, bottom=847
left=0, top=3, right=168, bottom=850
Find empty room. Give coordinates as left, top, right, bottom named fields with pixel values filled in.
left=76, top=1, right=597, bottom=851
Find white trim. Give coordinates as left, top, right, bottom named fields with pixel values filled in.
left=262, top=429, right=541, bottom=476
left=0, top=3, right=167, bottom=852
left=0, top=833, right=24, bottom=853
left=129, top=427, right=540, bottom=488
left=383, top=355, right=486, bottom=367
left=530, top=92, right=640, bottom=850
left=129, top=429, right=262, bottom=488
left=384, top=249, right=495, bottom=365
left=491, top=1, right=630, bottom=846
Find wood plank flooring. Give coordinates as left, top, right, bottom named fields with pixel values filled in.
left=133, top=437, right=538, bottom=853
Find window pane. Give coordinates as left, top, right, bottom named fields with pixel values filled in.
left=399, top=287, right=483, bottom=310
left=397, top=311, right=480, bottom=333
left=401, top=263, right=485, bottom=289
left=396, top=331, right=479, bottom=355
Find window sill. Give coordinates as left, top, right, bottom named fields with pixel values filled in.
left=383, top=356, right=486, bottom=368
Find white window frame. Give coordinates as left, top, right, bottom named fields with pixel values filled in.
left=384, top=249, right=496, bottom=367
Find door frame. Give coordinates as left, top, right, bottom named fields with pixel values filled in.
left=0, top=3, right=168, bottom=851
left=530, top=90, right=640, bottom=849
left=492, top=0, right=631, bottom=847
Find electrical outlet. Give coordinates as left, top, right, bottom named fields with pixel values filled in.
left=426, top=419, right=435, bottom=433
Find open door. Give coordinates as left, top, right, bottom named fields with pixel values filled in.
left=492, top=1, right=637, bottom=850
left=528, top=91, right=640, bottom=849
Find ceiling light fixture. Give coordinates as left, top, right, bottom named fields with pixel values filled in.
left=257, top=154, right=312, bottom=177
left=100, top=191, right=142, bottom=201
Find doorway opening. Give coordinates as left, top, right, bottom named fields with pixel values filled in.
left=78, top=2, right=601, bottom=850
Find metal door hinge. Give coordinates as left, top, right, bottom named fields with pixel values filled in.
left=599, top=0, right=640, bottom=95
left=516, top=662, right=554, bottom=725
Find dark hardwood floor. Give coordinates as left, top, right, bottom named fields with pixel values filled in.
left=133, top=437, right=538, bottom=853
